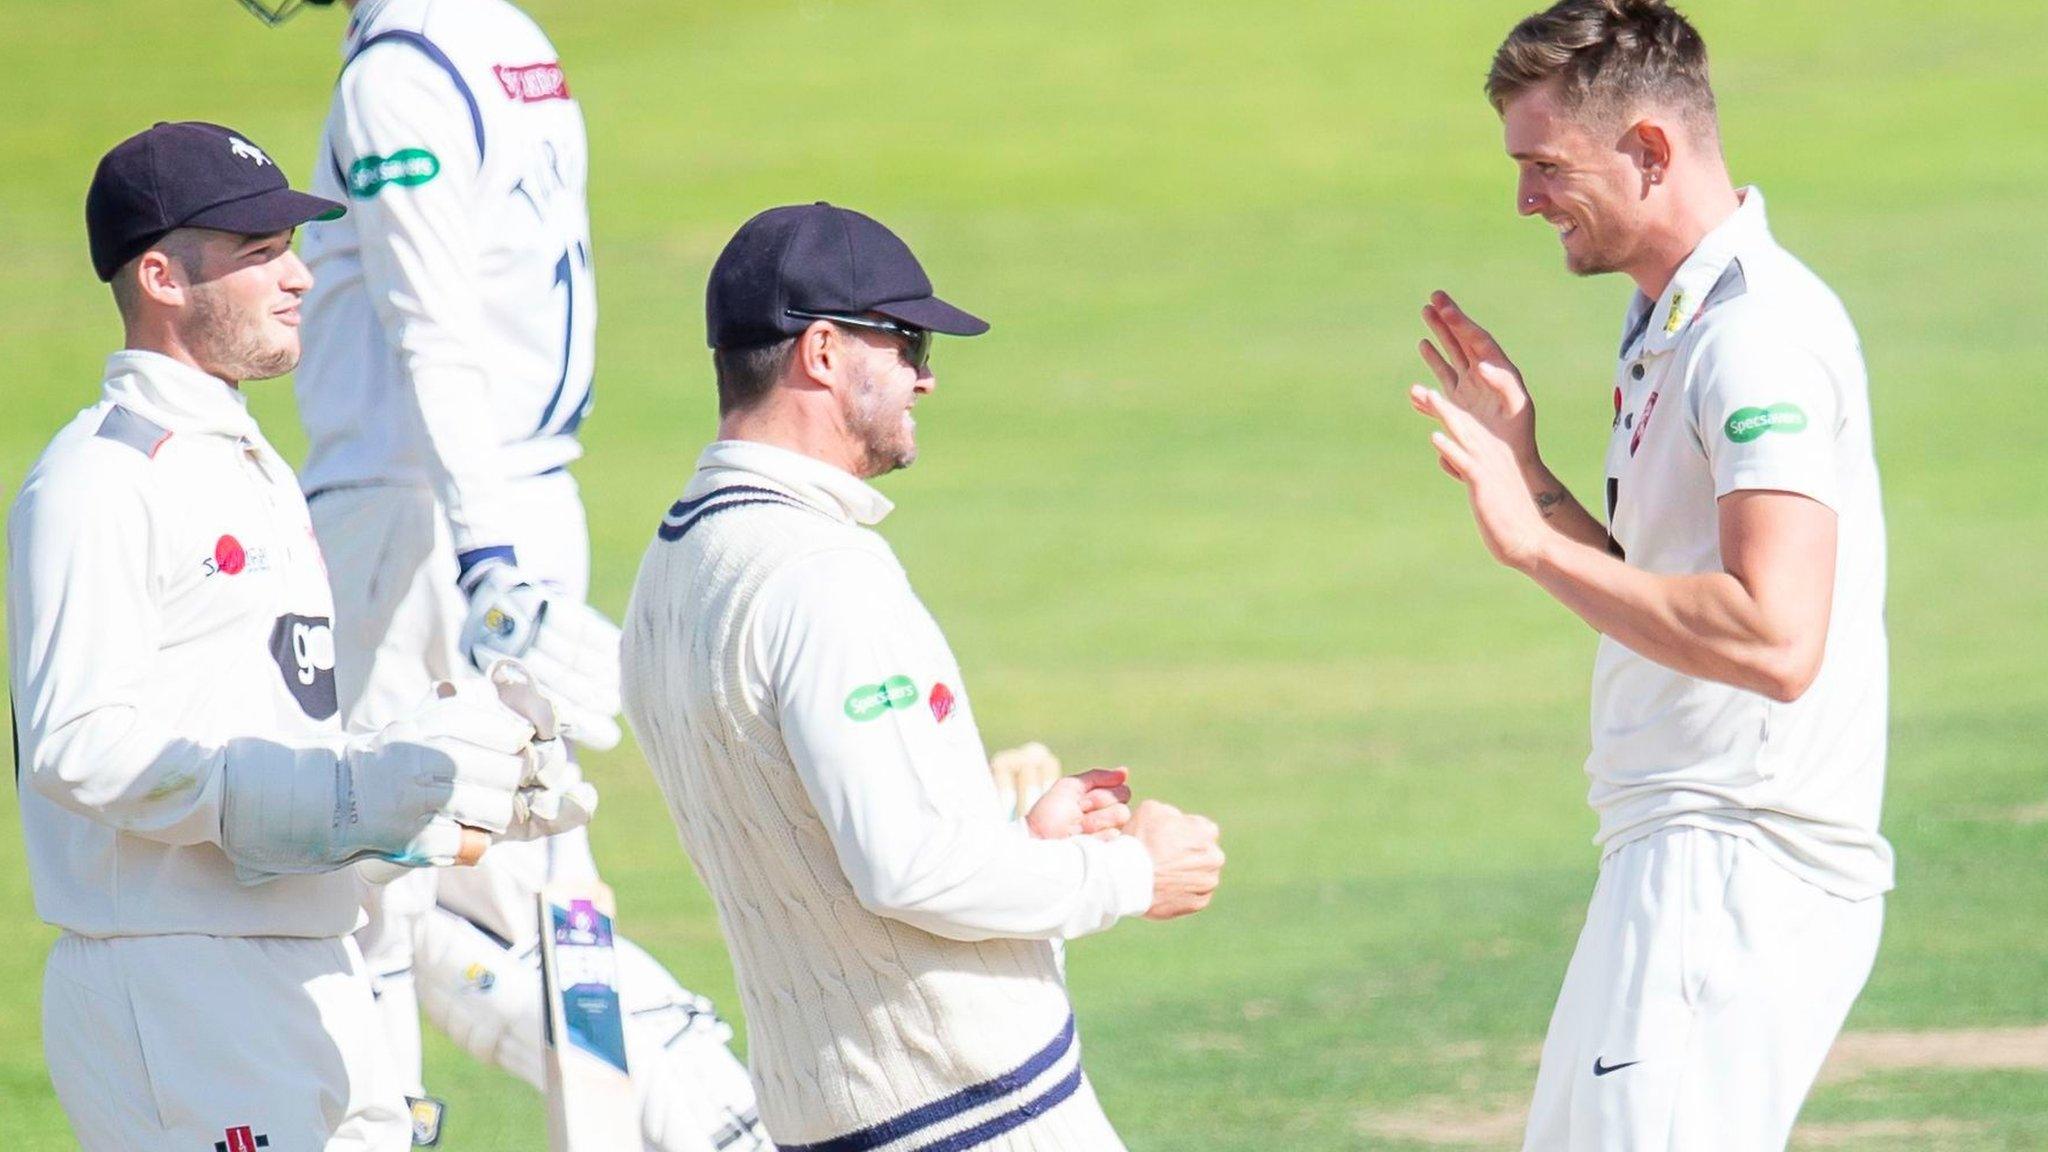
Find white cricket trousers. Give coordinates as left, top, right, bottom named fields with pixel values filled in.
left=1522, top=826, right=1884, bottom=1151
left=43, top=932, right=409, bottom=1151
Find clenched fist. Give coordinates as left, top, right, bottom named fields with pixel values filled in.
left=1126, top=800, right=1225, bottom=920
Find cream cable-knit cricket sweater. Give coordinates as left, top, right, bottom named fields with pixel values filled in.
left=622, top=441, right=1150, bottom=1151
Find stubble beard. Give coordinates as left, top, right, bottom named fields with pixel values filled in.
left=184, top=281, right=299, bottom=383
left=847, top=368, right=917, bottom=478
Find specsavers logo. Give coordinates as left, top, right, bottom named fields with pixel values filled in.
left=347, top=148, right=441, bottom=198
left=844, top=675, right=919, bottom=722
left=1723, top=402, right=1808, bottom=443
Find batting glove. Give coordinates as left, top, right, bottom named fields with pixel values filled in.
left=483, top=658, right=600, bottom=842
left=458, top=558, right=623, bottom=751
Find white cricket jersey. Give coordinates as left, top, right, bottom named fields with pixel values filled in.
left=8, top=352, right=364, bottom=938
left=1592, top=187, right=1894, bottom=901
left=296, top=0, right=595, bottom=556
left=623, top=440, right=1149, bottom=1147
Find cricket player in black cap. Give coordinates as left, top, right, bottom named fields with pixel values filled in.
left=620, top=202, right=1228, bottom=1151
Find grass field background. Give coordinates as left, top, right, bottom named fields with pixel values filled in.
left=2, top=1, right=2045, bottom=1147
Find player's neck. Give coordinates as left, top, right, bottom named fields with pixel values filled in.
left=717, top=408, right=867, bottom=481
left=121, top=321, right=241, bottom=390
left=1627, top=176, right=1742, bottom=301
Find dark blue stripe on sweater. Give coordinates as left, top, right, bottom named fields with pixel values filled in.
left=655, top=496, right=802, bottom=543
left=664, top=484, right=792, bottom=520
left=777, top=1015, right=1077, bottom=1152
left=346, top=30, right=486, bottom=163
left=911, top=1063, right=1084, bottom=1152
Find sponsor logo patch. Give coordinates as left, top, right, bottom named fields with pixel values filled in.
left=929, top=682, right=956, bottom=723
left=843, top=675, right=919, bottom=722
left=203, top=534, right=270, bottom=578
left=461, top=962, right=496, bottom=993
left=269, top=614, right=338, bottom=720
left=1724, top=402, right=1808, bottom=443
left=215, top=1126, right=271, bottom=1152
left=347, top=148, right=441, bottom=198
left=1629, top=390, right=1659, bottom=456
left=406, top=1096, right=447, bottom=1146
left=494, top=60, right=571, bottom=102
left=1663, top=290, right=1687, bottom=335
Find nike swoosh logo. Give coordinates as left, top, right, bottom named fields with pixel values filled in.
left=1592, top=1057, right=1641, bottom=1077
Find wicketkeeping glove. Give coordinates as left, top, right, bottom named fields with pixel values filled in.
left=458, top=559, right=623, bottom=750
left=484, top=658, right=600, bottom=842
left=222, top=688, right=539, bottom=881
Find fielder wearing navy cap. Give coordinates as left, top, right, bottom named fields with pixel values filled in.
left=86, top=121, right=344, bottom=282
left=706, top=202, right=989, bottom=350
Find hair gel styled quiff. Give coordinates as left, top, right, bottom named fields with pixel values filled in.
left=1486, top=0, right=1717, bottom=134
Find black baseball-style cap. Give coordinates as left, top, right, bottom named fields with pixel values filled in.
left=86, top=121, right=345, bottom=282
left=706, top=202, right=989, bottom=349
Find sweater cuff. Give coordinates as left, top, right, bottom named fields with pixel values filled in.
left=1102, top=834, right=1154, bottom=919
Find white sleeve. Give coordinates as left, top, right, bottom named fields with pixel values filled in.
left=331, top=45, right=521, bottom=558
left=1691, top=314, right=1843, bottom=511
left=7, top=449, right=230, bottom=844
left=750, top=547, right=1153, bottom=943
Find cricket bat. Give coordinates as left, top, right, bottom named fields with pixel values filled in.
left=539, top=881, right=638, bottom=1151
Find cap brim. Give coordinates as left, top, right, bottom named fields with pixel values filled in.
left=870, top=295, right=990, bottom=337
left=181, top=186, right=347, bottom=236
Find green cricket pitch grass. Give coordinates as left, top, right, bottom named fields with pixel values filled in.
left=2, top=1, right=2045, bottom=1147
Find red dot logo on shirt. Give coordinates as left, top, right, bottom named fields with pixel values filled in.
left=929, top=682, right=956, bottom=724
left=214, top=534, right=247, bottom=576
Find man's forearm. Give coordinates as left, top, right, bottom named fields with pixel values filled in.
left=1521, top=459, right=1610, bottom=552
left=1519, top=534, right=1816, bottom=701
left=850, top=822, right=1153, bottom=942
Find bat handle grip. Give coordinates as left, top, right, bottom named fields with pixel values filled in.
left=456, top=826, right=491, bottom=866
left=356, top=828, right=492, bottom=884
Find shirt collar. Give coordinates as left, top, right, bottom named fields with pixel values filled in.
left=100, top=350, right=262, bottom=441
left=691, top=440, right=895, bottom=527
left=1628, top=185, right=1771, bottom=356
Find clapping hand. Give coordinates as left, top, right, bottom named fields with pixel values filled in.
left=1416, top=290, right=1540, bottom=467
left=1412, top=292, right=1552, bottom=571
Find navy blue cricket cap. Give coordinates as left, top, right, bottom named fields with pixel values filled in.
left=706, top=202, right=989, bottom=349
left=86, top=121, right=345, bottom=283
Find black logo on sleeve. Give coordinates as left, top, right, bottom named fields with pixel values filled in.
left=269, top=614, right=338, bottom=720
left=1592, top=1057, right=1640, bottom=1077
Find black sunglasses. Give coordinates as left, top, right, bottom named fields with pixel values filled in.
left=786, top=310, right=932, bottom=371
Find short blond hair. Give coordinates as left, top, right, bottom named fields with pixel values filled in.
left=1486, top=0, right=1717, bottom=135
